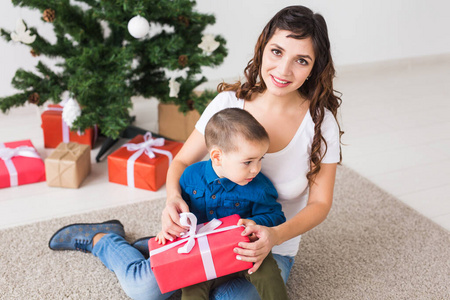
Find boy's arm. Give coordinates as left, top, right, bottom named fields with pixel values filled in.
left=248, top=188, right=285, bottom=227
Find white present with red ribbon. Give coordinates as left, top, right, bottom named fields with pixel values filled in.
left=149, top=213, right=252, bottom=293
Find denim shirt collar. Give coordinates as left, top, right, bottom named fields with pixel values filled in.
left=204, top=159, right=237, bottom=192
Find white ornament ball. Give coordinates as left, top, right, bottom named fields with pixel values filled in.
left=128, top=15, right=150, bottom=39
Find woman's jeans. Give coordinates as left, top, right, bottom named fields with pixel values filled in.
left=92, top=234, right=295, bottom=300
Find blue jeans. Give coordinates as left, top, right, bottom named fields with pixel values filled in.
left=93, top=234, right=295, bottom=300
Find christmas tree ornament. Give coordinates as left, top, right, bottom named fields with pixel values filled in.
left=43, top=9, right=56, bottom=23
left=10, top=19, right=36, bottom=44
left=62, top=98, right=82, bottom=128
left=169, top=78, right=181, bottom=98
left=198, top=34, right=220, bottom=55
left=30, top=49, right=40, bottom=57
left=178, top=55, right=188, bottom=68
left=28, top=92, right=40, bottom=104
left=128, top=16, right=150, bottom=39
left=186, top=99, right=194, bottom=110
left=178, top=16, right=190, bottom=27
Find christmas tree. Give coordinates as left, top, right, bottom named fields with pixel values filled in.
left=0, top=0, right=227, bottom=139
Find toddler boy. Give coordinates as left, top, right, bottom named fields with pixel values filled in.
left=157, top=108, right=288, bottom=300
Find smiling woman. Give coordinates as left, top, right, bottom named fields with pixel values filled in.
left=160, top=5, right=343, bottom=299
left=261, top=31, right=315, bottom=95
left=48, top=6, right=343, bottom=300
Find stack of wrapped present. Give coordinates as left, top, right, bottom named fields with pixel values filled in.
left=2, top=125, right=181, bottom=191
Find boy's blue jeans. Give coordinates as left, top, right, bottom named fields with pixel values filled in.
left=92, top=234, right=295, bottom=300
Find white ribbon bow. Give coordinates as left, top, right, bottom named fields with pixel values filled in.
left=121, top=132, right=173, bottom=188
left=150, top=212, right=241, bottom=256
left=0, top=145, right=41, bottom=187
left=177, top=212, right=224, bottom=254
left=0, top=146, right=40, bottom=161
left=123, top=132, right=171, bottom=160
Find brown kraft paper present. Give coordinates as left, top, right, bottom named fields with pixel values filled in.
left=45, top=142, right=91, bottom=188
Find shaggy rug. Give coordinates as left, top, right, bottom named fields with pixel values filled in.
left=1, top=166, right=448, bottom=299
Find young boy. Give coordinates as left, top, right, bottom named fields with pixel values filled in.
left=156, top=108, right=288, bottom=300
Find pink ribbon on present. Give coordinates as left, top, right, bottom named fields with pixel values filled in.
left=0, top=144, right=41, bottom=187
left=121, top=132, right=173, bottom=188
left=149, top=212, right=242, bottom=280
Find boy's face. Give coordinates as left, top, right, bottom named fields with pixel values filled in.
left=213, top=136, right=269, bottom=186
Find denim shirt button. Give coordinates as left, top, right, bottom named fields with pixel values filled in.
left=209, top=210, right=214, bottom=215
left=217, top=180, right=221, bottom=184
left=193, top=190, right=197, bottom=195
left=211, top=194, right=216, bottom=199
left=235, top=203, right=240, bottom=207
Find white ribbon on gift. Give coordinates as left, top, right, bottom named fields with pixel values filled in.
left=121, top=132, right=173, bottom=188
left=45, top=105, right=70, bottom=143
left=149, top=212, right=242, bottom=280
left=0, top=144, right=41, bottom=187
left=45, top=99, right=97, bottom=143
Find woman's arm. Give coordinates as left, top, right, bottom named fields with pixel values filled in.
left=160, top=129, right=208, bottom=240
left=234, top=163, right=337, bottom=273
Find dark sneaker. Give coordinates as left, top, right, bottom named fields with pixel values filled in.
left=48, top=220, right=125, bottom=253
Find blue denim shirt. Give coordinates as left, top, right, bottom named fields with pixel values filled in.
left=180, top=160, right=285, bottom=227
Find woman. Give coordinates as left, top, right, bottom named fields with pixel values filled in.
left=161, top=5, right=342, bottom=298
left=49, top=5, right=342, bottom=300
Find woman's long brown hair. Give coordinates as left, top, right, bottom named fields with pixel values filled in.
left=218, top=5, right=343, bottom=184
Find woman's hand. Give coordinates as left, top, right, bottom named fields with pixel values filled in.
left=160, top=195, right=190, bottom=242
left=234, top=224, right=279, bottom=274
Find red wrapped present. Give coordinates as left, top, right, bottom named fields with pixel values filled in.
left=0, top=139, right=46, bottom=188
left=41, top=104, right=97, bottom=148
left=149, top=213, right=253, bottom=293
left=108, top=132, right=183, bottom=191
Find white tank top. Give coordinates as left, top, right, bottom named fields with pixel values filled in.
left=195, top=91, right=340, bottom=256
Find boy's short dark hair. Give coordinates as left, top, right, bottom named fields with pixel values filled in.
left=205, top=108, right=269, bottom=152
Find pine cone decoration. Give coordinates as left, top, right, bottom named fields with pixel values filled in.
left=187, top=99, right=194, bottom=110
left=43, top=9, right=56, bottom=23
left=178, top=16, right=190, bottom=27
left=30, top=49, right=40, bottom=57
left=178, top=55, right=188, bottom=68
left=28, top=92, right=40, bottom=105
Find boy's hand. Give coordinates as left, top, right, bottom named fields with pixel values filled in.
left=155, top=231, right=176, bottom=245
left=238, top=219, right=257, bottom=242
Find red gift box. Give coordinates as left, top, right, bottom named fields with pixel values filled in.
left=41, top=104, right=97, bottom=148
left=107, top=133, right=183, bottom=191
left=149, top=214, right=253, bottom=293
left=0, top=139, right=46, bottom=189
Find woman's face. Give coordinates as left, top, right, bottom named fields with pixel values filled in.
left=261, top=29, right=315, bottom=98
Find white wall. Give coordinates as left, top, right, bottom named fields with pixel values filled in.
left=1, top=0, right=450, bottom=97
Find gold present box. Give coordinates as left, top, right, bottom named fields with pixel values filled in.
left=45, top=142, right=91, bottom=188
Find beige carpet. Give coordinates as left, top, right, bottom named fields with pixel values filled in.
left=1, top=166, right=449, bottom=299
